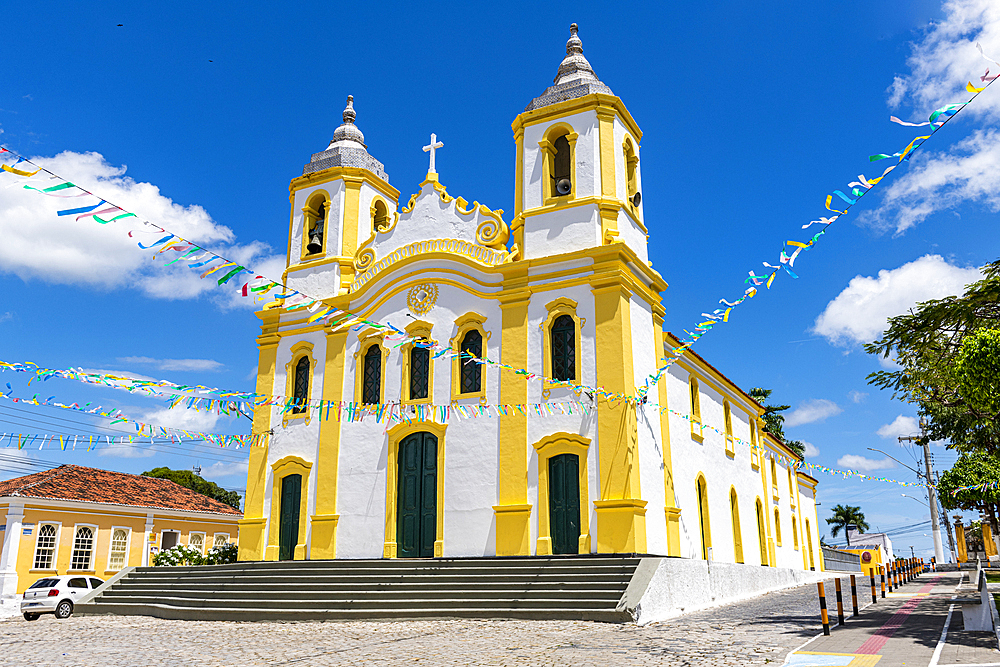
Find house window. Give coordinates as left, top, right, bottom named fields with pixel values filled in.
left=723, top=400, right=735, bottom=455
left=363, top=344, right=382, bottom=405
left=689, top=376, right=702, bottom=440
left=696, top=475, right=711, bottom=560
left=750, top=420, right=760, bottom=469
left=550, top=315, right=576, bottom=382
left=459, top=329, right=483, bottom=394
left=214, top=534, right=229, bottom=547
left=33, top=524, right=58, bottom=569
left=730, top=488, right=743, bottom=564
left=189, top=532, right=205, bottom=555
left=788, top=467, right=795, bottom=496
left=372, top=199, right=390, bottom=232
left=771, top=456, right=779, bottom=495
left=292, top=356, right=310, bottom=414
left=70, top=526, right=95, bottom=571
left=792, top=516, right=799, bottom=549
left=108, top=528, right=129, bottom=570
left=756, top=500, right=769, bottom=566
left=409, top=346, right=430, bottom=400
left=774, top=509, right=782, bottom=547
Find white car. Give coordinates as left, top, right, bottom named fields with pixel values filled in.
left=20, top=575, right=104, bottom=621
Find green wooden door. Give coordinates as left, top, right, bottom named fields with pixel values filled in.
left=397, top=432, right=437, bottom=558
left=549, top=453, right=580, bottom=555
left=279, top=474, right=302, bottom=561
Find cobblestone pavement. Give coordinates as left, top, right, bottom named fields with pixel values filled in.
left=0, top=582, right=834, bottom=666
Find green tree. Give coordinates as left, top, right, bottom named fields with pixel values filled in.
left=865, top=260, right=1000, bottom=455
left=937, top=452, right=1000, bottom=544
left=748, top=387, right=806, bottom=459
left=825, top=504, right=869, bottom=546
left=142, top=467, right=242, bottom=510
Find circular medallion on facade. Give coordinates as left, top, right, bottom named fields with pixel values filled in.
left=407, top=284, right=438, bottom=315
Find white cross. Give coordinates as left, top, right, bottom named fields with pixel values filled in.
left=423, top=133, right=444, bottom=174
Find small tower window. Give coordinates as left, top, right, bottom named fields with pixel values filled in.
left=550, top=315, right=576, bottom=381
left=624, top=138, right=639, bottom=204
left=409, top=346, right=430, bottom=400
left=552, top=134, right=572, bottom=197
left=305, top=198, right=327, bottom=256
left=459, top=329, right=483, bottom=394
left=372, top=199, right=390, bottom=233
left=362, top=345, right=382, bottom=405
left=292, top=356, right=310, bottom=414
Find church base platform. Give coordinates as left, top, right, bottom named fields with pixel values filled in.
left=77, top=556, right=641, bottom=623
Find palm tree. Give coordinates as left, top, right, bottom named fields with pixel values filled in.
left=826, top=504, right=870, bottom=547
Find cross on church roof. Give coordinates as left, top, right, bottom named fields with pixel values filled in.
left=423, top=133, right=444, bottom=175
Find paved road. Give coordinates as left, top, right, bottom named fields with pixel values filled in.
left=0, top=578, right=845, bottom=666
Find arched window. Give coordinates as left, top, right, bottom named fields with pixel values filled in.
left=770, top=456, right=779, bottom=495
left=756, top=499, right=769, bottom=566
left=624, top=138, right=638, bottom=202
left=552, top=134, right=572, bottom=197
left=805, top=518, right=815, bottom=569
left=363, top=345, right=382, bottom=405
left=774, top=509, right=782, bottom=547
left=189, top=532, right=205, bottom=554
left=792, top=516, right=799, bottom=549
left=689, top=376, right=702, bottom=440
left=372, top=199, right=390, bottom=233
left=696, top=475, right=711, bottom=560
left=730, top=488, right=743, bottom=564
left=723, top=400, right=734, bottom=455
left=71, top=526, right=95, bottom=571
left=33, top=524, right=58, bottom=570
left=459, top=329, right=482, bottom=394
left=304, top=196, right=327, bottom=256
left=292, top=356, right=310, bottom=414
left=750, top=420, right=760, bottom=469
left=550, top=314, right=576, bottom=381
left=108, top=528, right=129, bottom=570
left=409, top=345, right=430, bottom=400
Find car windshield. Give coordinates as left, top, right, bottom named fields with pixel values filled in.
left=28, top=579, right=59, bottom=589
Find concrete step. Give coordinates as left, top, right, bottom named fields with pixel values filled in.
left=108, top=580, right=624, bottom=593
left=110, top=573, right=630, bottom=587
left=78, top=601, right=632, bottom=622
left=89, top=595, right=619, bottom=611
left=98, top=588, right=624, bottom=602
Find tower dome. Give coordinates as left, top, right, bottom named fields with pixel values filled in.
left=524, top=24, right=613, bottom=112
left=303, top=95, right=389, bottom=182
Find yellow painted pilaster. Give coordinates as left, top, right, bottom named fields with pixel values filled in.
left=309, top=327, right=349, bottom=559
left=511, top=125, right=526, bottom=259
left=955, top=520, right=968, bottom=562
left=985, top=522, right=998, bottom=558
left=337, top=175, right=364, bottom=293
left=592, top=273, right=646, bottom=553
left=596, top=108, right=619, bottom=244
left=238, top=315, right=279, bottom=561
left=495, top=269, right=532, bottom=556
left=654, top=312, right=681, bottom=557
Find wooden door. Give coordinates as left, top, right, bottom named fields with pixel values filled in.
left=279, top=474, right=302, bottom=561
left=548, top=453, right=580, bottom=555
left=397, top=433, right=437, bottom=558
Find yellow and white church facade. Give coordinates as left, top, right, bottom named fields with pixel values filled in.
left=239, top=25, right=823, bottom=570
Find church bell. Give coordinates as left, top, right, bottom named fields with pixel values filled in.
left=306, top=225, right=324, bottom=255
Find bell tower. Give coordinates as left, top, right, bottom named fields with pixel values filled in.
left=510, top=24, right=647, bottom=263
left=284, top=96, right=400, bottom=298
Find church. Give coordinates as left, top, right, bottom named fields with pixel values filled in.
left=238, top=24, right=823, bottom=571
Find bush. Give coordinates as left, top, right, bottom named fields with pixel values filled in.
left=204, top=542, right=238, bottom=565
left=152, top=542, right=239, bottom=566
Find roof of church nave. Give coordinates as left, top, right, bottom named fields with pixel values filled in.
left=303, top=95, right=389, bottom=182
left=525, top=23, right=614, bottom=112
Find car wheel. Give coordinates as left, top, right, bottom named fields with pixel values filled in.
left=22, top=613, right=40, bottom=621
left=54, top=600, right=73, bottom=619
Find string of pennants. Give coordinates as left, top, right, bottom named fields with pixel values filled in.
left=949, top=481, right=1000, bottom=496
left=2, top=41, right=996, bottom=405
left=0, top=431, right=264, bottom=451
left=634, top=43, right=1000, bottom=401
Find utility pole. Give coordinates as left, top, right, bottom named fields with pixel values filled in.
left=936, top=471, right=958, bottom=563
left=899, top=419, right=945, bottom=564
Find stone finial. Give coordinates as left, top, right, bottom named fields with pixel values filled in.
left=566, top=23, right=583, bottom=55
left=332, top=94, right=366, bottom=147
left=342, top=95, right=357, bottom=124
left=553, top=23, right=599, bottom=86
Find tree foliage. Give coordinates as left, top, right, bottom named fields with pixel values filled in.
left=865, top=260, right=1000, bottom=454
left=142, top=467, right=242, bottom=510
left=937, top=452, right=1000, bottom=513
left=748, top=387, right=806, bottom=459
left=826, top=504, right=869, bottom=541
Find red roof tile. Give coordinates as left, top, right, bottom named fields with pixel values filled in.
left=0, top=465, right=241, bottom=516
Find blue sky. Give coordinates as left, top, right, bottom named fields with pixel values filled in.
left=1, top=1, right=998, bottom=559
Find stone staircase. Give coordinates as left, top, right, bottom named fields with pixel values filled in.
left=77, top=556, right=642, bottom=622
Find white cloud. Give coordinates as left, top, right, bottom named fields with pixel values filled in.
left=203, top=459, right=249, bottom=480
left=848, top=390, right=869, bottom=403
left=118, top=357, right=224, bottom=372
left=0, top=448, right=40, bottom=482
left=812, top=255, right=981, bottom=346
left=877, top=415, right=920, bottom=439
left=0, top=151, right=283, bottom=308
left=803, top=441, right=821, bottom=458
left=137, top=407, right=222, bottom=432
left=785, top=399, right=843, bottom=427
left=97, top=442, right=157, bottom=458
left=0, top=311, right=12, bottom=324
left=861, top=0, right=1000, bottom=235
left=837, top=454, right=898, bottom=472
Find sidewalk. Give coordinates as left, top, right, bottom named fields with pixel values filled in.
left=783, top=570, right=1000, bottom=667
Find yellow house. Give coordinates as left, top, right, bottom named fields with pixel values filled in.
left=0, top=465, right=241, bottom=600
